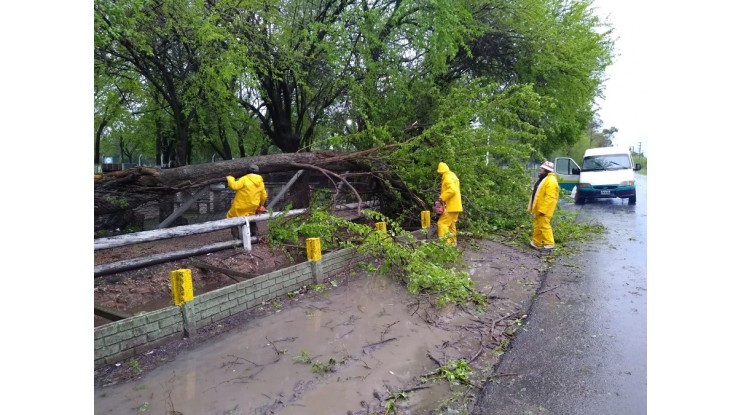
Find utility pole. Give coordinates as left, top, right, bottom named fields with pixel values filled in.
left=637, top=142, right=642, bottom=165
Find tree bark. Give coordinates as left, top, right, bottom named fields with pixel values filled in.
left=95, top=151, right=365, bottom=193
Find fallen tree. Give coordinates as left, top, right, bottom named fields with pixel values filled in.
left=94, top=150, right=426, bottom=234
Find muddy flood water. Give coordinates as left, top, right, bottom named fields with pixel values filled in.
left=94, top=239, right=543, bottom=414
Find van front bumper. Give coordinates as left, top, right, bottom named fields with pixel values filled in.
left=578, top=185, right=636, bottom=199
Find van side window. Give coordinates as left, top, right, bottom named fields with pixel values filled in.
left=555, top=158, right=575, bottom=175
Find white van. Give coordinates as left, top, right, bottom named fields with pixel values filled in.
left=554, top=146, right=642, bottom=205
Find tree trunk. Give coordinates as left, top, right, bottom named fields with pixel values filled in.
left=94, top=150, right=425, bottom=234
left=95, top=118, right=107, bottom=165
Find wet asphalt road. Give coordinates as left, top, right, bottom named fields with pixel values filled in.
left=471, top=174, right=647, bottom=415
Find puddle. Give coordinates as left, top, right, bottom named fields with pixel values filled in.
left=94, top=240, right=543, bottom=414
left=95, top=274, right=464, bottom=414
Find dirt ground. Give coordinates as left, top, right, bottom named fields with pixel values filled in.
left=94, top=225, right=301, bottom=327
left=94, top=229, right=548, bottom=413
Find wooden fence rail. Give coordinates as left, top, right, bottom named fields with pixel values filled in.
left=94, top=202, right=375, bottom=277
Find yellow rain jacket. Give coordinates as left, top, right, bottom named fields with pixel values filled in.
left=226, top=173, right=267, bottom=218
left=437, top=162, right=463, bottom=212
left=528, top=172, right=559, bottom=217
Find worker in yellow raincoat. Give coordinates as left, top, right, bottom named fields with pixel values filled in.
left=226, top=164, right=268, bottom=239
left=528, top=160, right=560, bottom=251
left=436, top=162, right=463, bottom=245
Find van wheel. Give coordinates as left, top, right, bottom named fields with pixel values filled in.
left=628, top=195, right=636, bottom=205
left=575, top=191, right=585, bottom=205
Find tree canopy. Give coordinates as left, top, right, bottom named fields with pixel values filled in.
left=94, top=0, right=615, bottom=236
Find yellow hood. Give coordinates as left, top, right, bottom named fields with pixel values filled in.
left=437, top=162, right=450, bottom=174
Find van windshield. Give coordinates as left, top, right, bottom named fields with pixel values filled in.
left=582, top=154, right=631, bottom=171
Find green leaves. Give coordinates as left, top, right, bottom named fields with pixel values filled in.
left=95, top=0, right=613, bottom=154
left=423, top=358, right=473, bottom=386
left=266, top=205, right=484, bottom=307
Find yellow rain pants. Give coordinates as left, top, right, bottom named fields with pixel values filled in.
left=436, top=162, right=463, bottom=244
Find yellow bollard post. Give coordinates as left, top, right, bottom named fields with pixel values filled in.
left=421, top=211, right=430, bottom=229
left=306, top=237, right=322, bottom=261
left=306, top=237, right=324, bottom=283
left=170, top=269, right=194, bottom=306
left=374, top=222, right=386, bottom=232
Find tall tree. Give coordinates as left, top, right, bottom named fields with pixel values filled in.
left=94, top=69, right=124, bottom=165
left=95, top=0, right=217, bottom=166
left=227, top=0, right=481, bottom=153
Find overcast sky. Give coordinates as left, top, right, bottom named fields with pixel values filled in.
left=591, top=0, right=738, bottom=159
left=591, top=0, right=655, bottom=155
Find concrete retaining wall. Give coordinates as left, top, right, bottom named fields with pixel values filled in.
left=94, top=248, right=358, bottom=368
